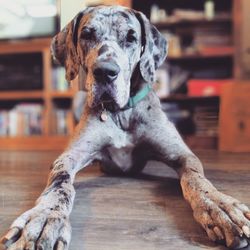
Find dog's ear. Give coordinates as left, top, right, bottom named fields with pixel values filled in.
left=51, top=8, right=92, bottom=82
left=133, top=10, right=167, bottom=84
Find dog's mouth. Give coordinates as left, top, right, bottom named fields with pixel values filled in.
left=99, top=92, right=120, bottom=112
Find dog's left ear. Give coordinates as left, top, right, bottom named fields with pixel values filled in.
left=133, top=10, right=168, bottom=84
left=51, top=8, right=92, bottom=82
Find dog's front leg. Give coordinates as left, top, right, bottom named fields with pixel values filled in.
left=1, top=115, right=107, bottom=250
left=143, top=109, right=250, bottom=249
left=179, top=155, right=250, bottom=249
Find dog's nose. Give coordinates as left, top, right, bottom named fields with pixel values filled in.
left=93, top=62, right=120, bottom=83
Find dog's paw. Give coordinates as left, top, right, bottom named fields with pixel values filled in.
left=1, top=206, right=71, bottom=250
left=193, top=191, right=250, bottom=249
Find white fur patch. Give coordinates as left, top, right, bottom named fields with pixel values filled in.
left=107, top=144, right=134, bottom=171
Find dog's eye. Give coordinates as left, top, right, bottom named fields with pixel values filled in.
left=81, top=27, right=95, bottom=40
left=126, top=30, right=137, bottom=43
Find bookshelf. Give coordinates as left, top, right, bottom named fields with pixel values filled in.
left=153, top=16, right=232, bottom=29
left=0, top=38, right=75, bottom=150
left=0, top=0, right=245, bottom=150
left=131, top=0, right=236, bottom=149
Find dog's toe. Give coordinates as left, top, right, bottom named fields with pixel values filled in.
left=1, top=207, right=71, bottom=250
left=193, top=191, right=250, bottom=249
left=36, top=216, right=71, bottom=250
left=1, top=227, right=21, bottom=248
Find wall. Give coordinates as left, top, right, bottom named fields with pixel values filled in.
left=60, top=0, right=86, bottom=28
left=60, top=0, right=131, bottom=28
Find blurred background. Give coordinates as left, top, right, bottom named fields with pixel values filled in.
left=0, top=0, right=250, bottom=152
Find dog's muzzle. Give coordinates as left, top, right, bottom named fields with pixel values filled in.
left=92, top=60, right=122, bottom=111
left=93, top=61, right=120, bottom=84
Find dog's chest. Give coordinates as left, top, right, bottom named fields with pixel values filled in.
left=107, top=142, right=134, bottom=171
left=104, top=110, right=136, bottom=171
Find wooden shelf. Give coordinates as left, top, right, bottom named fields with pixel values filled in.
left=0, top=38, right=77, bottom=150
left=0, top=91, right=44, bottom=100
left=50, top=90, right=75, bottom=99
left=168, top=46, right=234, bottom=60
left=0, top=38, right=52, bottom=54
left=154, top=16, right=232, bottom=29
left=161, top=94, right=219, bottom=102
left=0, top=136, right=70, bottom=150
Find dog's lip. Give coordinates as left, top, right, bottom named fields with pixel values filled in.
left=101, top=101, right=120, bottom=112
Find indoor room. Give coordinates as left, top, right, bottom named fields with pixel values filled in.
left=0, top=0, right=250, bottom=249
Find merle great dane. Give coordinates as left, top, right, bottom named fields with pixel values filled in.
left=1, top=5, right=250, bottom=250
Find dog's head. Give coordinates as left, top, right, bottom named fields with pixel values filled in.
left=51, top=6, right=167, bottom=111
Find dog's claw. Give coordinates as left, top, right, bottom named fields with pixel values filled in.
left=1, top=227, right=21, bottom=247
left=245, top=212, right=250, bottom=220
left=233, top=237, right=249, bottom=249
left=205, top=228, right=217, bottom=241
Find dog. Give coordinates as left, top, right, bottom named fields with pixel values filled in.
left=1, top=5, right=250, bottom=250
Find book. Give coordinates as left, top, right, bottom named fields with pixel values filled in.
left=52, top=67, right=70, bottom=91
left=53, top=109, right=72, bottom=135
left=0, top=103, right=43, bottom=137
left=187, top=79, right=233, bottom=96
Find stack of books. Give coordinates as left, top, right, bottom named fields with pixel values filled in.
left=193, top=106, right=219, bottom=136
left=0, top=103, right=43, bottom=136
left=52, top=67, right=70, bottom=91
left=51, top=109, right=73, bottom=135
left=193, top=25, right=232, bottom=49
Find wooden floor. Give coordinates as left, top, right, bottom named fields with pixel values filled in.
left=0, top=150, right=250, bottom=250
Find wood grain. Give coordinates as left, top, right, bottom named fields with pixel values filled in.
left=0, top=150, right=249, bottom=250
left=0, top=136, right=70, bottom=151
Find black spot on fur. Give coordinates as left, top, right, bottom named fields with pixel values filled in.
left=49, top=171, right=70, bottom=188
left=98, top=45, right=109, bottom=56
left=118, top=11, right=130, bottom=19
left=73, top=12, right=84, bottom=47
left=147, top=105, right=151, bottom=110
left=58, top=188, right=68, bottom=199
left=148, top=67, right=153, bottom=76
left=54, top=163, right=64, bottom=170
left=59, top=196, right=70, bottom=206
left=154, top=54, right=160, bottom=63
left=151, top=26, right=158, bottom=38
left=70, top=71, right=75, bottom=79
left=149, top=41, right=154, bottom=52
left=54, top=205, right=60, bottom=211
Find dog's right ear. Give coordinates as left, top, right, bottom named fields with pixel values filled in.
left=51, top=8, right=92, bottom=82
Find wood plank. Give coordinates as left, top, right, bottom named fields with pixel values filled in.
left=43, top=48, right=52, bottom=135
left=50, top=91, right=75, bottom=98
left=168, top=47, right=234, bottom=60
left=0, top=136, right=70, bottom=151
left=161, top=95, right=219, bottom=102
left=0, top=91, right=44, bottom=100
left=154, top=16, right=232, bottom=29
left=219, top=81, right=250, bottom=152
left=0, top=38, right=52, bottom=54
left=0, top=150, right=249, bottom=250
left=233, top=0, right=250, bottom=79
